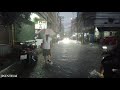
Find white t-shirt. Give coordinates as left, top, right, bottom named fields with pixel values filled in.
left=43, top=36, right=52, bottom=49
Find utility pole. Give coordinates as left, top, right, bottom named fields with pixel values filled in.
left=76, top=17, right=78, bottom=41
left=60, top=17, right=61, bottom=32
left=59, top=16, right=64, bottom=37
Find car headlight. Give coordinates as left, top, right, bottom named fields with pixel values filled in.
left=20, top=43, right=23, bottom=45
left=102, top=46, right=107, bottom=50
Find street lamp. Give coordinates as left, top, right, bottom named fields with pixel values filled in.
left=30, top=13, right=40, bottom=22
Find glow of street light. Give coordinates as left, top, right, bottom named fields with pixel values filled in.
left=72, top=34, right=76, bottom=37
left=62, top=38, right=70, bottom=44
left=30, top=13, right=40, bottom=22
left=57, top=34, right=60, bottom=38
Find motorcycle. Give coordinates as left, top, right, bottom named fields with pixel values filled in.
left=19, top=40, right=38, bottom=66
left=101, top=46, right=120, bottom=78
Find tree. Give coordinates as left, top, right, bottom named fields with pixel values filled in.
left=1, top=12, right=32, bottom=26
left=33, top=17, right=40, bottom=24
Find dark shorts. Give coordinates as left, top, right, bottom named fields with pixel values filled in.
left=43, top=49, right=51, bottom=56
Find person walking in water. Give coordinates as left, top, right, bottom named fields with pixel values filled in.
left=42, top=34, right=53, bottom=64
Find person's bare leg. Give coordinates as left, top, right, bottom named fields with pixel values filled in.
left=100, top=64, right=104, bottom=74
left=44, top=56, right=47, bottom=63
left=48, top=55, right=51, bottom=61
left=49, top=50, right=52, bottom=61
left=99, top=64, right=104, bottom=78
left=48, top=55, right=53, bottom=64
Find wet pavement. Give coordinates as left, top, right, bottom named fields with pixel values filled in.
left=20, top=40, right=102, bottom=78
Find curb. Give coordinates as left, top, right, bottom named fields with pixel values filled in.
left=0, top=61, right=24, bottom=78
left=0, top=48, right=43, bottom=78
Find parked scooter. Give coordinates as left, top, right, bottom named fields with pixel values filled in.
left=101, top=46, right=120, bottom=78
left=19, top=40, right=38, bottom=66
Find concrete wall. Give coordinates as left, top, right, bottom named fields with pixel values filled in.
left=0, top=25, right=10, bottom=44
left=0, top=25, right=12, bottom=56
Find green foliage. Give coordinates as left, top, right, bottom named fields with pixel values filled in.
left=33, top=17, right=40, bottom=24
left=1, top=12, right=31, bottom=25
left=15, top=22, right=35, bottom=42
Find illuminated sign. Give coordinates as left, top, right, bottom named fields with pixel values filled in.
left=30, top=13, right=47, bottom=29
left=35, top=21, right=47, bottom=29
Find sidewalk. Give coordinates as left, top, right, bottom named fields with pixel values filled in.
left=0, top=61, right=24, bottom=78
left=0, top=57, right=17, bottom=71
left=0, top=48, right=42, bottom=78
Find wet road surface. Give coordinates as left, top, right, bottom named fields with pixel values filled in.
left=20, top=39, right=102, bottom=78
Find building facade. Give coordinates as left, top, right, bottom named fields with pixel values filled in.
left=36, top=12, right=61, bottom=34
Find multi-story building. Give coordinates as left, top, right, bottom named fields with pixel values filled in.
left=77, top=12, right=120, bottom=44
left=77, top=12, right=96, bottom=43
left=36, top=12, right=61, bottom=34
left=71, top=18, right=77, bottom=34
left=77, top=12, right=95, bottom=33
